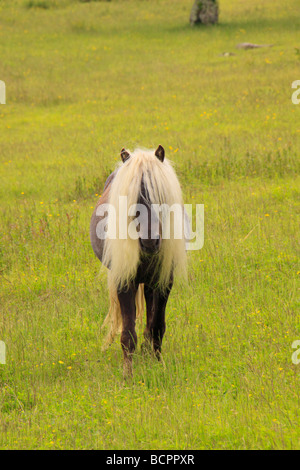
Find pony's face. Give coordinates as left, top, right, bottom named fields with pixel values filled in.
left=120, top=146, right=165, bottom=256
left=137, top=179, right=162, bottom=255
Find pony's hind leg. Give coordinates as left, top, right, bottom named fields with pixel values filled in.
left=101, top=278, right=122, bottom=351
left=117, top=285, right=138, bottom=378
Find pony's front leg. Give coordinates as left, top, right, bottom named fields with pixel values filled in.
left=118, top=285, right=138, bottom=378
left=143, top=281, right=172, bottom=359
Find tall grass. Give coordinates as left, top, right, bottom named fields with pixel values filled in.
left=0, top=0, right=299, bottom=449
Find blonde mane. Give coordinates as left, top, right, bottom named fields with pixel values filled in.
left=103, top=148, right=187, bottom=290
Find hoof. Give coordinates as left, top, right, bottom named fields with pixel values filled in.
left=155, top=350, right=166, bottom=369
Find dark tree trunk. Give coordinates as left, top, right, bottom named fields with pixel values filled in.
left=190, top=0, right=219, bottom=26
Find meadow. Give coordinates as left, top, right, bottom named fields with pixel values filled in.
left=0, top=0, right=299, bottom=450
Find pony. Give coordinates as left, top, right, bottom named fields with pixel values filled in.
left=90, top=145, right=187, bottom=377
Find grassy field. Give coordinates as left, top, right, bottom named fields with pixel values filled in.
left=0, top=0, right=299, bottom=450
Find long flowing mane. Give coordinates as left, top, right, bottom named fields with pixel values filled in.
left=103, top=148, right=187, bottom=290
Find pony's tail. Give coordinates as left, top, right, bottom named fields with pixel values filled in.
left=101, top=273, right=144, bottom=351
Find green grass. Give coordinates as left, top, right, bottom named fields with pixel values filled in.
left=0, top=0, right=300, bottom=449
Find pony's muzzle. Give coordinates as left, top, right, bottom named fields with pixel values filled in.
left=139, top=235, right=161, bottom=254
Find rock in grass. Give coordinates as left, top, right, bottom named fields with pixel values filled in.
left=219, top=52, right=235, bottom=57
left=236, top=42, right=273, bottom=49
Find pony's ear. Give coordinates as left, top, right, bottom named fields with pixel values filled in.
left=155, top=145, right=165, bottom=162
left=121, top=148, right=130, bottom=163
